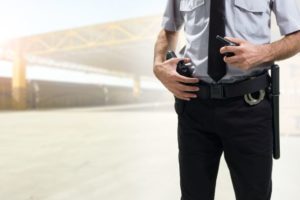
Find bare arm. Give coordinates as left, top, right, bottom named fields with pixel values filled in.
left=220, top=31, right=300, bottom=70
left=263, top=31, right=300, bottom=62
left=153, top=29, right=179, bottom=65
left=153, top=29, right=200, bottom=101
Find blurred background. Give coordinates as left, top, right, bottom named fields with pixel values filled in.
left=0, top=0, right=299, bottom=199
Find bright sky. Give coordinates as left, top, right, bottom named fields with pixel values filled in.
left=0, top=0, right=167, bottom=42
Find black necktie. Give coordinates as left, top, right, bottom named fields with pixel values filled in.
left=207, top=0, right=227, bottom=83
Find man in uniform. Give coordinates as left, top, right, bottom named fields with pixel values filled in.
left=153, top=0, right=300, bottom=200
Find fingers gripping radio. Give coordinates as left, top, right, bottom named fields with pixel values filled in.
left=166, top=51, right=195, bottom=77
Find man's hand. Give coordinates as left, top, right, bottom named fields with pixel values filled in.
left=220, top=37, right=270, bottom=70
left=153, top=58, right=200, bottom=101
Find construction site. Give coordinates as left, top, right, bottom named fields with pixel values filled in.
left=0, top=11, right=300, bottom=200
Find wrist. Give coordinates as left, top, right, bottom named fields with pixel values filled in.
left=153, top=56, right=165, bottom=71
left=260, top=44, right=274, bottom=63
left=154, top=53, right=165, bottom=64
left=153, top=61, right=163, bottom=78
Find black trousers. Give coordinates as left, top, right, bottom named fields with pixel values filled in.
left=174, top=93, right=273, bottom=200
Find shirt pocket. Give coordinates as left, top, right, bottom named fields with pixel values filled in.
left=233, top=0, right=270, bottom=36
left=180, top=0, right=207, bottom=34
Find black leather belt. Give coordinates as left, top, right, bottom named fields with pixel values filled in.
left=193, top=72, right=271, bottom=99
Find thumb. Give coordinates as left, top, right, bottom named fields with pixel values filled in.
left=168, top=57, right=189, bottom=64
left=183, top=57, right=191, bottom=63
left=225, top=36, right=246, bottom=45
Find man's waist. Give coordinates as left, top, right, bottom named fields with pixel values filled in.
left=192, top=72, right=271, bottom=99
left=191, top=62, right=272, bottom=84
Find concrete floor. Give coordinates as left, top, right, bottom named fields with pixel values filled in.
left=0, top=107, right=299, bottom=200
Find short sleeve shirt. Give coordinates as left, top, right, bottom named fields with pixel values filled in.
left=161, top=0, right=300, bottom=84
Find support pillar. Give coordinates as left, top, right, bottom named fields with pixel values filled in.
left=133, top=75, right=141, bottom=98
left=12, top=49, right=27, bottom=110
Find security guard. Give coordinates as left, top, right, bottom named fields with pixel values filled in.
left=153, top=0, right=300, bottom=200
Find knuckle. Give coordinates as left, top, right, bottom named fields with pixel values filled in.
left=170, top=73, right=177, bottom=80
left=183, top=94, right=190, bottom=98
left=240, top=48, right=246, bottom=54
left=187, top=86, right=197, bottom=91
left=179, top=78, right=186, bottom=83
left=236, top=48, right=242, bottom=54
left=183, top=93, right=193, bottom=98
left=240, top=55, right=246, bottom=61
left=182, top=86, right=190, bottom=91
left=180, top=75, right=187, bottom=80
left=187, top=86, right=194, bottom=91
left=177, top=85, right=184, bottom=91
left=189, top=78, right=197, bottom=83
left=180, top=78, right=188, bottom=83
left=170, top=58, right=177, bottom=63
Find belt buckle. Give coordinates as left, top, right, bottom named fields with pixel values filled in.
left=210, top=84, right=224, bottom=99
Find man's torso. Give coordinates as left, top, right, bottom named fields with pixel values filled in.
left=179, top=0, right=273, bottom=83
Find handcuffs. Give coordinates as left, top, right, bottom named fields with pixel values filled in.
left=243, top=77, right=267, bottom=106
left=244, top=89, right=266, bottom=106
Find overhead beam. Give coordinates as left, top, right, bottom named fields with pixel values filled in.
left=3, top=15, right=162, bottom=56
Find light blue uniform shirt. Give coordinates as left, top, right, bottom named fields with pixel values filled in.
left=161, top=0, right=300, bottom=83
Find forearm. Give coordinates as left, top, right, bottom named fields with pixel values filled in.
left=153, top=29, right=179, bottom=66
left=263, top=31, right=300, bottom=62
left=152, top=29, right=199, bottom=101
